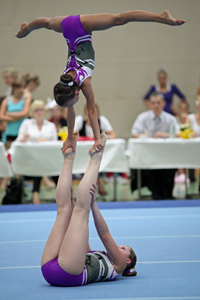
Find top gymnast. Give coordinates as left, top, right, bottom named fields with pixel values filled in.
left=41, top=131, right=137, bottom=287
left=16, top=10, right=185, bottom=153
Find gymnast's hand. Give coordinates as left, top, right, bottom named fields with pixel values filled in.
left=61, top=137, right=76, bottom=153
left=89, top=181, right=98, bottom=205
left=89, top=137, right=104, bottom=154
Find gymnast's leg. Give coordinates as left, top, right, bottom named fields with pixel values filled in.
left=58, top=132, right=107, bottom=275
left=80, top=10, right=185, bottom=33
left=41, top=131, right=79, bottom=267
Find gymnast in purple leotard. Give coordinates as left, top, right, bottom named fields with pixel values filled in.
left=16, top=10, right=185, bottom=155
left=40, top=131, right=137, bottom=287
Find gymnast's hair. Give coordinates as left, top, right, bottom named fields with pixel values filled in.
left=122, top=247, right=137, bottom=277
left=53, top=74, right=79, bottom=107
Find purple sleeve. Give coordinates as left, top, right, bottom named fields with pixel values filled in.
left=143, top=86, right=156, bottom=100
left=171, top=84, right=186, bottom=100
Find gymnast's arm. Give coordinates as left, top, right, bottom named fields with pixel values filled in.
left=61, top=106, right=76, bottom=152
left=15, top=16, right=65, bottom=38
left=90, top=184, right=127, bottom=273
left=81, top=78, right=103, bottom=152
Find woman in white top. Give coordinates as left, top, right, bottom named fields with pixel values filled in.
left=75, top=103, right=116, bottom=139
left=17, top=100, right=58, bottom=204
left=188, top=99, right=200, bottom=137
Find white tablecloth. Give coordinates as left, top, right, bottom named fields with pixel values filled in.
left=128, top=138, right=200, bottom=169
left=10, top=139, right=129, bottom=176
left=0, top=142, right=13, bottom=177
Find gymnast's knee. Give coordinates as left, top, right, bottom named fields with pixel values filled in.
left=74, top=201, right=90, bottom=216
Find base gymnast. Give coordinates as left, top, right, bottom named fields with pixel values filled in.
left=16, top=10, right=185, bottom=153
left=41, top=131, right=137, bottom=286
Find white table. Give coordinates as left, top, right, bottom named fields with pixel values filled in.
left=128, top=138, right=200, bottom=198
left=0, top=142, right=13, bottom=177
left=10, top=139, right=129, bottom=200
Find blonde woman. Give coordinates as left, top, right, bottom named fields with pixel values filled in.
left=16, top=100, right=58, bottom=204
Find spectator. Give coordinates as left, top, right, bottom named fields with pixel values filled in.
left=2, top=67, right=19, bottom=97
left=75, top=103, right=116, bottom=139
left=16, top=100, right=58, bottom=204
left=176, top=101, right=190, bottom=125
left=75, top=103, right=116, bottom=195
left=132, top=92, right=179, bottom=138
left=189, top=98, right=200, bottom=137
left=143, top=69, right=186, bottom=115
left=131, top=92, right=178, bottom=200
left=0, top=96, right=6, bottom=142
left=48, top=103, right=67, bottom=136
left=0, top=80, right=31, bottom=149
left=21, top=73, right=40, bottom=102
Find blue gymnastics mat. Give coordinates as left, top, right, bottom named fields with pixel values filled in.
left=0, top=200, right=200, bottom=300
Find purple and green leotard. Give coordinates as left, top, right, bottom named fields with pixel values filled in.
left=61, top=15, right=95, bottom=86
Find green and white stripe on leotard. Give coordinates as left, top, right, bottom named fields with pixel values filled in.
left=85, top=251, right=121, bottom=284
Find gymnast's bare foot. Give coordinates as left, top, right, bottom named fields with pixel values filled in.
left=63, top=131, right=79, bottom=159
left=15, top=22, right=30, bottom=38
left=161, top=10, right=186, bottom=26
left=89, top=131, right=107, bottom=158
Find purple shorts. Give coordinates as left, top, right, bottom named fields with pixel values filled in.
left=41, top=258, right=88, bottom=287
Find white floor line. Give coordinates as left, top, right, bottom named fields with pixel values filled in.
left=0, top=214, right=200, bottom=224
left=72, top=297, right=200, bottom=300
left=1, top=235, right=200, bottom=244
left=0, top=239, right=46, bottom=244
left=137, top=260, right=200, bottom=264
left=1, top=260, right=200, bottom=270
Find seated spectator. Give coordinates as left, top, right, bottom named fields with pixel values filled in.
left=143, top=69, right=186, bottom=115
left=188, top=98, right=200, bottom=137
left=131, top=92, right=178, bottom=200
left=48, top=102, right=67, bottom=136
left=75, top=103, right=116, bottom=195
left=0, top=80, right=31, bottom=149
left=132, top=92, right=179, bottom=138
left=176, top=101, right=190, bottom=125
left=75, top=103, right=116, bottom=139
left=2, top=67, right=19, bottom=97
left=16, top=100, right=58, bottom=204
left=21, top=73, right=40, bottom=102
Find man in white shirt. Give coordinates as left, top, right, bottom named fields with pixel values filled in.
left=131, top=92, right=179, bottom=138
left=130, top=92, right=177, bottom=200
